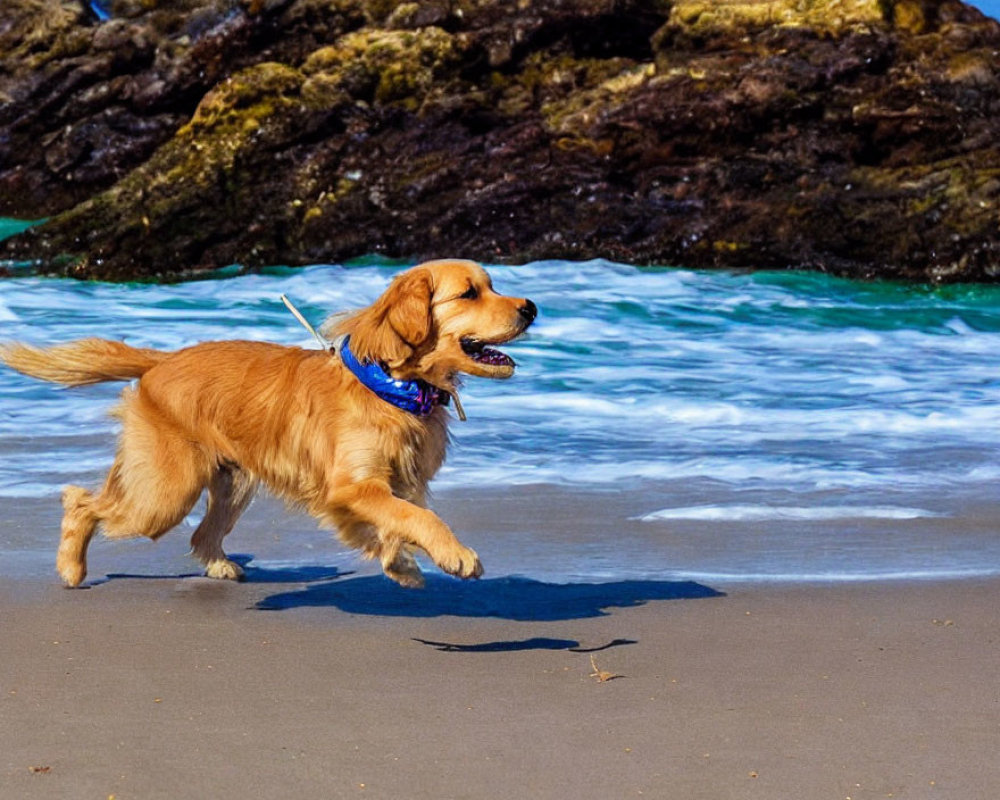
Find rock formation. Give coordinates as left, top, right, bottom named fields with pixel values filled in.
left=1, top=0, right=999, bottom=282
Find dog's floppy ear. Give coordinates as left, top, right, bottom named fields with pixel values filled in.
left=340, top=267, right=434, bottom=368
left=384, top=267, right=433, bottom=354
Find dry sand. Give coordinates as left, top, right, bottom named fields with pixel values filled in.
left=2, top=566, right=999, bottom=799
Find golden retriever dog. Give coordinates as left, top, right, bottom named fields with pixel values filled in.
left=0, top=260, right=536, bottom=589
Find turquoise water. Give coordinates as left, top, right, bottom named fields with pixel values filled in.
left=0, top=217, right=43, bottom=242
left=2, top=252, right=1000, bottom=583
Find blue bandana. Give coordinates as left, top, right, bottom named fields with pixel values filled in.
left=339, top=336, right=448, bottom=417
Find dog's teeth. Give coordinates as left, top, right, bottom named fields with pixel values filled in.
left=476, top=347, right=513, bottom=367
left=462, top=339, right=514, bottom=368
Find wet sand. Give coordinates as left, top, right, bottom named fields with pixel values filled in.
left=2, top=560, right=999, bottom=799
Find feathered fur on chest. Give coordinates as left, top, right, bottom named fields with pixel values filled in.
left=383, top=411, right=450, bottom=500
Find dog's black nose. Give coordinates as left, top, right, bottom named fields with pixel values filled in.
left=519, top=299, right=538, bottom=326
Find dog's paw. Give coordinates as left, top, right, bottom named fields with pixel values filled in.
left=437, top=545, right=483, bottom=580
left=204, top=558, right=245, bottom=581
left=57, top=557, right=86, bottom=588
left=385, top=566, right=426, bottom=589
left=383, top=549, right=426, bottom=589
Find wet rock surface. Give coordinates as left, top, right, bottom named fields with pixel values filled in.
left=1, top=0, right=999, bottom=282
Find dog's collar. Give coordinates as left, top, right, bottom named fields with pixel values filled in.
left=338, top=336, right=449, bottom=417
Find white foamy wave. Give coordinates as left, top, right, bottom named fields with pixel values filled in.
left=656, top=567, right=1000, bottom=584
left=0, top=392, right=119, bottom=436
left=0, top=483, right=61, bottom=499
left=964, top=465, right=1000, bottom=482
left=844, top=374, right=912, bottom=391
left=529, top=316, right=630, bottom=343
left=436, top=456, right=931, bottom=490
left=634, top=505, right=946, bottom=522
left=467, top=391, right=1000, bottom=444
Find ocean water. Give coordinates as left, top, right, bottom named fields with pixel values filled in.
left=2, top=229, right=1000, bottom=583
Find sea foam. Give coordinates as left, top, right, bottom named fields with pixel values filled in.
left=634, top=505, right=946, bottom=522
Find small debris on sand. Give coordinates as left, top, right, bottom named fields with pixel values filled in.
left=589, top=654, right=624, bottom=683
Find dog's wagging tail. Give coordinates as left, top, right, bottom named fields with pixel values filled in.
left=0, top=260, right=536, bottom=589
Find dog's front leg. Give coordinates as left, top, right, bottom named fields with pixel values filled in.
left=326, top=479, right=482, bottom=580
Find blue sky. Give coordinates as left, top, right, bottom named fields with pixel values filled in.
left=969, top=0, right=1000, bottom=18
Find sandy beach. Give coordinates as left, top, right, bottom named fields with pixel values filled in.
left=3, top=553, right=999, bottom=799
left=1, top=436, right=999, bottom=799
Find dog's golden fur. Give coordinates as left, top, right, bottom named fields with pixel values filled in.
left=0, top=260, right=535, bottom=589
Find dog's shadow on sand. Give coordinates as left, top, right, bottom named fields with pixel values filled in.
left=98, top=559, right=348, bottom=586
left=410, top=636, right=639, bottom=653
left=255, top=572, right=724, bottom=622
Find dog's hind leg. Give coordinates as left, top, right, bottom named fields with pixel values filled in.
left=56, top=388, right=211, bottom=586
left=189, top=465, right=257, bottom=580
left=57, top=485, right=100, bottom=587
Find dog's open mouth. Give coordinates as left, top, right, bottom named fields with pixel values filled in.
left=460, top=338, right=515, bottom=368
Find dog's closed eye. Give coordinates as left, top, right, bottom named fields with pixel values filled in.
left=459, top=285, right=478, bottom=300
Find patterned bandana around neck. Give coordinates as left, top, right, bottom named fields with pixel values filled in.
left=338, top=335, right=449, bottom=417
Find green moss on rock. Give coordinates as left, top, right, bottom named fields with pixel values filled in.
left=181, top=62, right=304, bottom=135
left=303, top=27, right=458, bottom=107
left=668, top=0, right=887, bottom=33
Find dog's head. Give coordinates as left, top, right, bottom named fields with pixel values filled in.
left=327, top=260, right=536, bottom=390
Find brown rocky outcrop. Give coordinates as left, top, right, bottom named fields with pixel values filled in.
left=2, top=0, right=999, bottom=282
